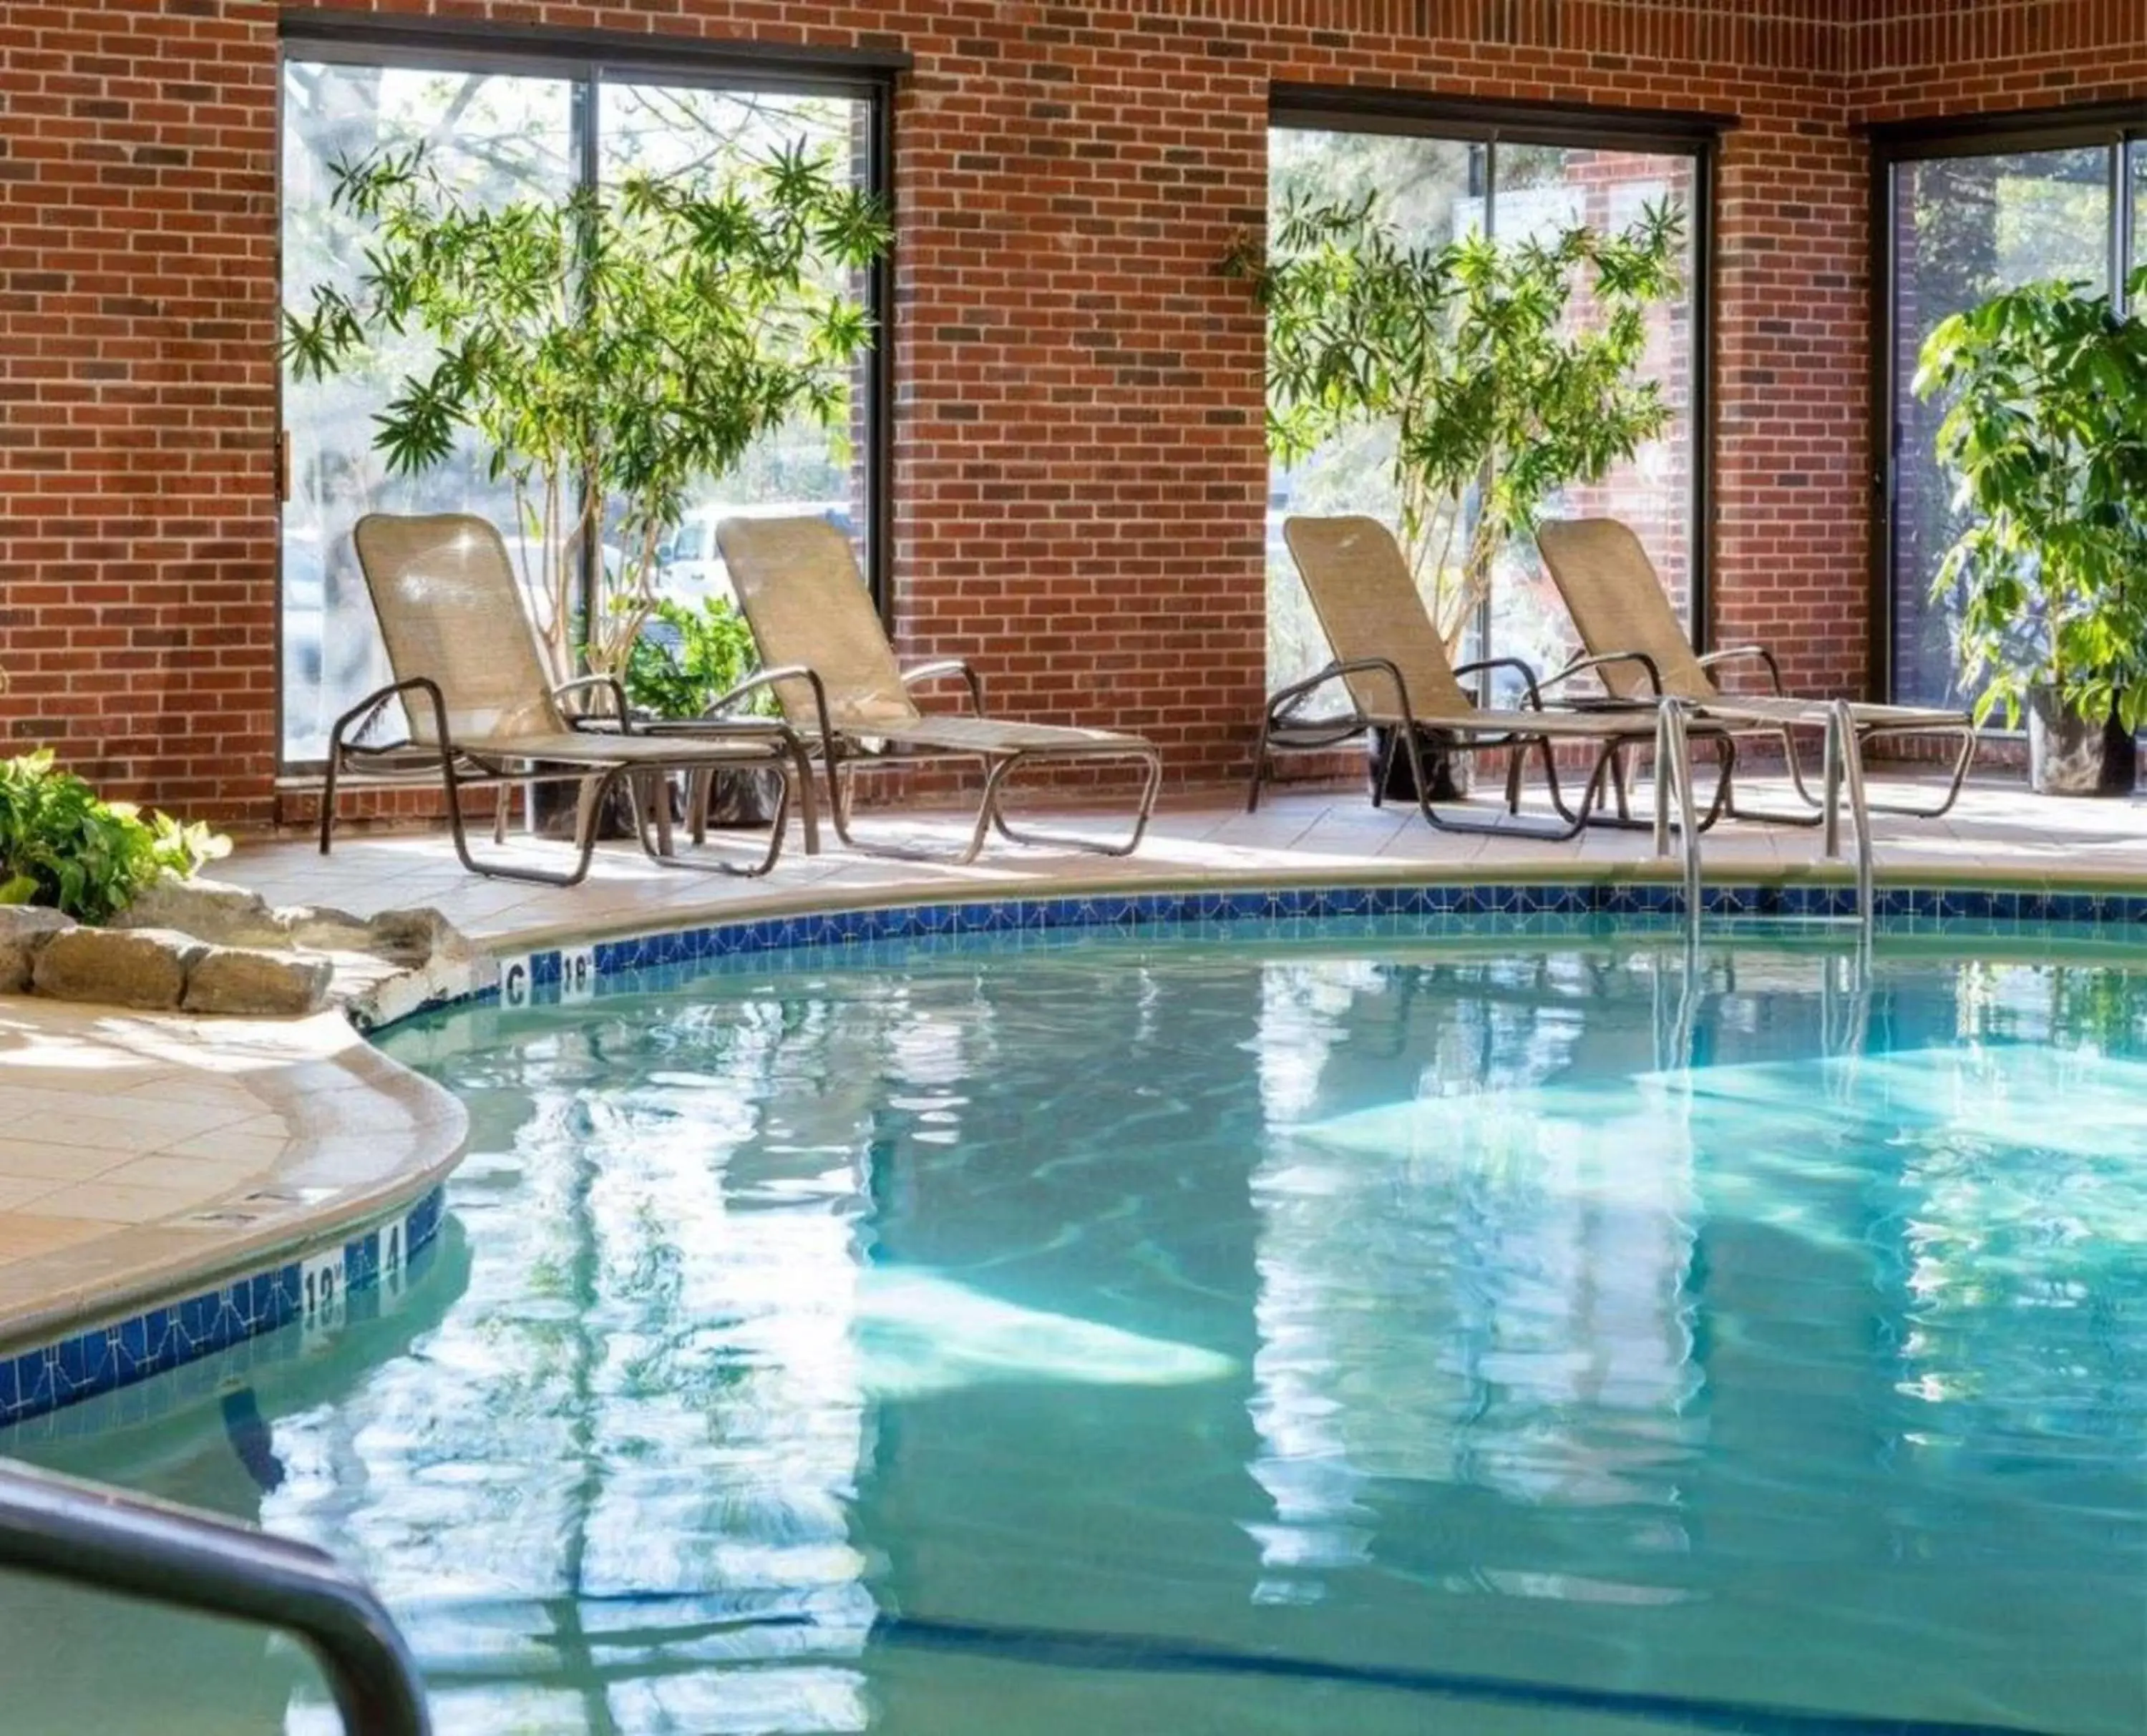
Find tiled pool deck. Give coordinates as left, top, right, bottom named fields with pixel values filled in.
left=3, top=771, right=2146, bottom=1413
left=223, top=774, right=2147, bottom=945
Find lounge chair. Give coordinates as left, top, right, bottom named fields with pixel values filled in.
left=1534, top=517, right=1976, bottom=821
left=321, top=512, right=817, bottom=886
left=1251, top=515, right=1733, bottom=837
left=713, top=515, right=1163, bottom=864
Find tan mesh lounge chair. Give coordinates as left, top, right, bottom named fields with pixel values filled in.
left=1252, top=515, right=1733, bottom=837
left=714, top=515, right=1163, bottom=864
left=321, top=512, right=817, bottom=886
left=1535, top=517, right=1976, bottom=823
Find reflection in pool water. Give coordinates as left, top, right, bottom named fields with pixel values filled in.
left=4, top=925, right=2145, bottom=1735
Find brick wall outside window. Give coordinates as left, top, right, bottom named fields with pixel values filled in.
left=1, top=1, right=2142, bottom=825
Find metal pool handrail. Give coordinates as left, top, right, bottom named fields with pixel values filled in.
left=1652, top=697, right=1705, bottom=955
left=0, top=1456, right=431, bottom=1736
left=1657, top=697, right=1876, bottom=960
left=1831, top=698, right=1878, bottom=962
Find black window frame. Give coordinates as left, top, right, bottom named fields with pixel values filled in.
left=1866, top=101, right=2147, bottom=707
left=275, top=11, right=905, bottom=775
left=1267, top=86, right=1731, bottom=672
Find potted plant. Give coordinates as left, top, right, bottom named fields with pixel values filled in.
left=1915, top=268, right=2147, bottom=795
left=281, top=140, right=891, bottom=823
left=1228, top=196, right=1684, bottom=797
left=622, top=595, right=785, bottom=826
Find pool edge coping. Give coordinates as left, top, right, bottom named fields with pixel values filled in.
left=0, top=1007, right=465, bottom=1428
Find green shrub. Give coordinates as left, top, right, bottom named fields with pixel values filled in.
left=620, top=598, right=773, bottom=721
left=0, top=752, right=230, bottom=923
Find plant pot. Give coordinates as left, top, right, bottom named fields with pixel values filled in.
left=522, top=772, right=653, bottom=840
left=697, top=766, right=787, bottom=829
left=1370, top=724, right=1474, bottom=804
left=2026, top=688, right=2138, bottom=797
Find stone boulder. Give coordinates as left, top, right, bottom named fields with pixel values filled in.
left=113, top=873, right=286, bottom=949
left=362, top=907, right=474, bottom=968
left=182, top=946, right=334, bottom=1018
left=0, top=906, right=77, bottom=995
left=34, top=927, right=204, bottom=1010
left=276, top=904, right=382, bottom=955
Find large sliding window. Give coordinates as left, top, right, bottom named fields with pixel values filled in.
left=1265, top=92, right=1718, bottom=693
left=1875, top=109, right=2145, bottom=710
left=277, top=21, right=897, bottom=768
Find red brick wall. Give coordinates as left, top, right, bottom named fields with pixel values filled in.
left=0, top=1, right=281, bottom=818
left=1852, top=0, right=2147, bottom=122
left=11, top=0, right=2116, bottom=826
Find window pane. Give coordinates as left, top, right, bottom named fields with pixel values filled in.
left=2134, top=141, right=2146, bottom=281
left=1888, top=147, right=2112, bottom=709
left=1262, top=129, right=1698, bottom=697
left=598, top=83, right=877, bottom=618
left=1487, top=146, right=1698, bottom=695
left=1265, top=128, right=1480, bottom=690
left=280, top=62, right=575, bottom=764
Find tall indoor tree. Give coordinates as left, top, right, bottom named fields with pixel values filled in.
left=1915, top=267, right=2147, bottom=793
left=1230, top=195, right=1684, bottom=650
left=282, top=139, right=892, bottom=681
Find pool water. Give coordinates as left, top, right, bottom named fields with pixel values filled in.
left=6, top=920, right=2146, bottom=1735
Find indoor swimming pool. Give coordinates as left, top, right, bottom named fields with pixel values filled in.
left=4, top=915, right=2143, bottom=1735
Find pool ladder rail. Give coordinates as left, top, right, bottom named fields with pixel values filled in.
left=1652, top=696, right=1876, bottom=959
left=0, top=1455, right=430, bottom=1735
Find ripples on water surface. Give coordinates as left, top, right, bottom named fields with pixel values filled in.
left=5, top=921, right=2146, bottom=1735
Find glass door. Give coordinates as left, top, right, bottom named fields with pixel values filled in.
left=279, top=62, right=575, bottom=764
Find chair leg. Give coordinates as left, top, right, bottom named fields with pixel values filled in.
left=786, top=738, right=821, bottom=856
left=1723, top=726, right=1838, bottom=829
left=1537, top=737, right=1567, bottom=817
left=988, top=748, right=1164, bottom=860
left=633, top=763, right=790, bottom=879
left=318, top=748, right=341, bottom=857
left=1399, top=731, right=1639, bottom=842
left=1700, top=733, right=1738, bottom=829
left=1245, top=716, right=1272, bottom=814
left=431, top=763, right=622, bottom=889
left=1854, top=723, right=1977, bottom=819
left=814, top=744, right=865, bottom=852
left=1371, top=727, right=1401, bottom=810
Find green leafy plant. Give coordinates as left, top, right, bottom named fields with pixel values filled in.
left=620, top=597, right=772, bottom=721
left=0, top=752, right=230, bottom=923
left=281, top=142, right=892, bottom=680
left=1228, top=196, right=1683, bottom=649
left=1914, top=267, right=2147, bottom=731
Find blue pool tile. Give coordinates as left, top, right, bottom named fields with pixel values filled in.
left=113, top=1312, right=151, bottom=1376
left=175, top=1293, right=213, bottom=1352
left=16, top=1351, right=52, bottom=1415
left=52, top=1332, right=94, bottom=1397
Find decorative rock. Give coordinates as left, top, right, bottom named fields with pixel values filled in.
left=0, top=906, right=77, bottom=995
left=181, top=946, right=334, bottom=1018
left=364, top=907, right=474, bottom=968
left=277, top=904, right=381, bottom=955
left=34, top=927, right=204, bottom=1010
left=114, top=873, right=286, bottom=949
